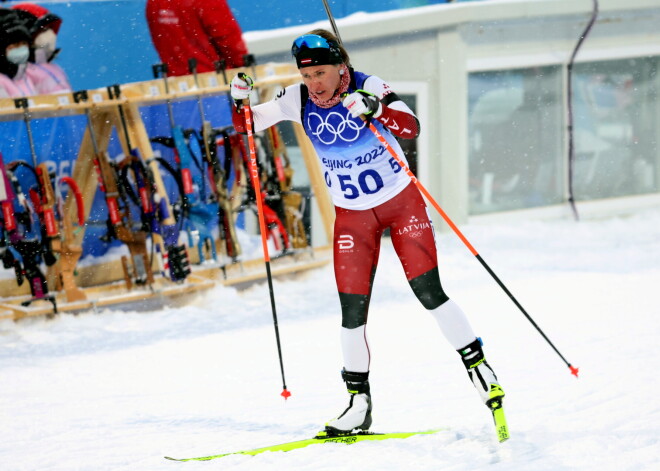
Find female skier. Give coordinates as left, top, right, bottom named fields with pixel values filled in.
left=229, top=29, right=505, bottom=435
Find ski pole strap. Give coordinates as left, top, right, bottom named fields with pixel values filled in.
left=341, top=369, right=370, bottom=395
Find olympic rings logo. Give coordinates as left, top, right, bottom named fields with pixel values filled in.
left=307, top=111, right=365, bottom=145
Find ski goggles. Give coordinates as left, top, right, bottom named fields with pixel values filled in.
left=291, top=34, right=343, bottom=68
left=291, top=34, right=334, bottom=56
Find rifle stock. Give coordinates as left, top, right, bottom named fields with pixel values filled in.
left=36, top=163, right=86, bottom=302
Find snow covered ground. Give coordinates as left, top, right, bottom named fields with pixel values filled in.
left=1, top=207, right=659, bottom=470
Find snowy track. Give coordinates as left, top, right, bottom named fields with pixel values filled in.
left=1, top=209, right=659, bottom=470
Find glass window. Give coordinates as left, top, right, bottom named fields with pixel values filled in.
left=572, top=57, right=659, bottom=200
left=396, top=94, right=418, bottom=176
left=468, top=66, right=563, bottom=215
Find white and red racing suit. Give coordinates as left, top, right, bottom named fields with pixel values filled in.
left=232, top=70, right=475, bottom=372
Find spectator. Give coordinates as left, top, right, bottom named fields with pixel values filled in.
left=11, top=3, right=72, bottom=94
left=0, top=9, right=37, bottom=98
left=146, top=0, right=248, bottom=77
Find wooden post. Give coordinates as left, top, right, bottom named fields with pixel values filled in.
left=40, top=161, right=86, bottom=302
left=65, top=107, right=115, bottom=246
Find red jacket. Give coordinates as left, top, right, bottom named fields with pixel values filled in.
left=146, top=0, right=248, bottom=76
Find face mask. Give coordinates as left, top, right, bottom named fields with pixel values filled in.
left=34, top=29, right=57, bottom=63
left=6, top=45, right=30, bottom=65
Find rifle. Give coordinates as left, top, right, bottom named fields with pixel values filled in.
left=73, top=90, right=153, bottom=288
left=149, top=64, right=217, bottom=274
left=12, top=97, right=87, bottom=302
left=237, top=57, right=307, bottom=254
left=234, top=132, right=291, bottom=254
left=188, top=58, right=242, bottom=270
left=152, top=64, right=196, bottom=197
left=2, top=155, right=57, bottom=311
left=105, top=84, right=191, bottom=284
left=34, top=162, right=86, bottom=302
left=107, top=85, right=156, bottom=234
left=266, top=126, right=309, bottom=250
left=46, top=168, right=87, bottom=302
left=211, top=56, right=296, bottom=255
left=0, top=153, right=23, bottom=285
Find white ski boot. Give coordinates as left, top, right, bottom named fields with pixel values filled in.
left=325, top=369, right=372, bottom=436
left=459, top=338, right=509, bottom=441
left=458, top=338, right=505, bottom=408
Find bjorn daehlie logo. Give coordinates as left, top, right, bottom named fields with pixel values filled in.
left=396, top=216, right=431, bottom=237
left=337, top=234, right=354, bottom=251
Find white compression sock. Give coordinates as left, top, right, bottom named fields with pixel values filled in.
left=340, top=325, right=370, bottom=372
left=430, top=299, right=477, bottom=350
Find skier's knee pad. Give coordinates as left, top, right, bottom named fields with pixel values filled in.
left=409, top=267, right=449, bottom=310
left=339, top=292, right=370, bottom=328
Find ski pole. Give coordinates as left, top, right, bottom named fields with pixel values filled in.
left=240, top=82, right=291, bottom=399
left=367, top=120, right=579, bottom=377
left=321, top=0, right=344, bottom=47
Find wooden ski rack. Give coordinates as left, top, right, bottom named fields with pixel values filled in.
left=0, top=63, right=334, bottom=321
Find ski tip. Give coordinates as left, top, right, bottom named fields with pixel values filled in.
left=569, top=364, right=579, bottom=378
left=281, top=388, right=292, bottom=400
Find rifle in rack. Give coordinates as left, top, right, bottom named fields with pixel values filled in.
left=107, top=85, right=154, bottom=231
left=0, top=98, right=68, bottom=312
left=211, top=56, right=293, bottom=255
left=13, top=97, right=87, bottom=303
left=1, top=154, right=57, bottom=312
left=151, top=64, right=196, bottom=198
left=0, top=154, right=24, bottom=286
left=150, top=64, right=219, bottom=271
left=234, top=134, right=290, bottom=255
left=265, top=126, right=309, bottom=249
left=105, top=84, right=191, bottom=285
left=188, top=58, right=242, bottom=271
left=238, top=57, right=309, bottom=254
left=73, top=90, right=154, bottom=289
left=34, top=162, right=87, bottom=302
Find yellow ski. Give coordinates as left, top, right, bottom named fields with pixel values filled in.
left=165, top=429, right=443, bottom=461
left=487, top=385, right=510, bottom=442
